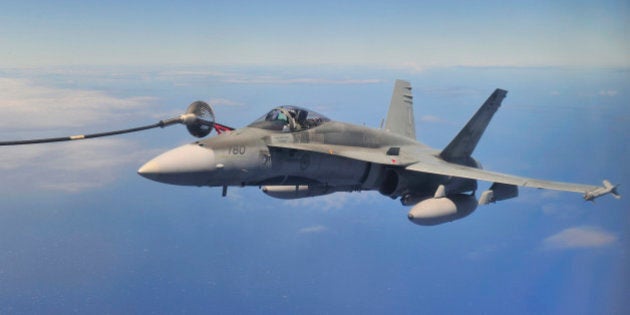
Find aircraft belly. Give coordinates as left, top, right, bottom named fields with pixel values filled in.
left=268, top=149, right=369, bottom=187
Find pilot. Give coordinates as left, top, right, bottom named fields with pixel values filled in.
left=275, top=108, right=293, bottom=132
left=286, top=109, right=301, bottom=131
left=283, top=111, right=296, bottom=132
left=295, top=110, right=308, bottom=130
left=266, top=109, right=285, bottom=122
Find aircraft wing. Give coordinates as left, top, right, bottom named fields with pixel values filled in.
left=267, top=142, right=618, bottom=201
left=406, top=156, right=618, bottom=200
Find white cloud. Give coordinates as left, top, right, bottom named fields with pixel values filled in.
left=598, top=90, right=618, bottom=97
left=208, top=98, right=244, bottom=107
left=387, top=62, right=426, bottom=74
left=298, top=225, right=327, bottom=234
left=157, top=70, right=233, bottom=78
left=0, top=139, right=160, bottom=193
left=284, top=191, right=380, bottom=211
left=542, top=226, right=617, bottom=250
left=222, top=77, right=381, bottom=85
left=154, top=69, right=381, bottom=86
left=0, top=77, right=161, bottom=192
left=419, top=115, right=446, bottom=124
left=418, top=86, right=481, bottom=97
left=284, top=193, right=351, bottom=211
left=0, top=77, right=157, bottom=131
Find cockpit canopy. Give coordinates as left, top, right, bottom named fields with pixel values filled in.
left=248, top=106, right=330, bottom=132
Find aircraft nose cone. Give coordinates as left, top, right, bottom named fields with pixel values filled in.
left=138, top=144, right=215, bottom=186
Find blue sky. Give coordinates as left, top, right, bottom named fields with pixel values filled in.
left=1, top=1, right=628, bottom=67
left=0, top=1, right=629, bottom=314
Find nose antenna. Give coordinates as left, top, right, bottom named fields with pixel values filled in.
left=0, top=101, right=232, bottom=146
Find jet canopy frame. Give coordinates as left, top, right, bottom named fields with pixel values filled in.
left=248, top=106, right=330, bottom=132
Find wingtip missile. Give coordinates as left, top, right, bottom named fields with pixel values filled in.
left=584, top=180, right=621, bottom=201
left=604, top=180, right=622, bottom=199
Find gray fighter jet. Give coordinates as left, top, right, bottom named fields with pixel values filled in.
left=134, top=80, right=620, bottom=225
left=1, top=80, right=618, bottom=225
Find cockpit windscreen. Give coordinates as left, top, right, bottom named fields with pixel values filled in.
left=248, top=106, right=330, bottom=131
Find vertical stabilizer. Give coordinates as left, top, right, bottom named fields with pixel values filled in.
left=440, top=89, right=507, bottom=162
left=384, top=80, right=415, bottom=139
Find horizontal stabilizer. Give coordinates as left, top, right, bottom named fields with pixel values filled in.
left=440, top=89, right=507, bottom=162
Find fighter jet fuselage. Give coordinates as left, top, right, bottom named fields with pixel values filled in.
left=137, top=81, right=619, bottom=226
